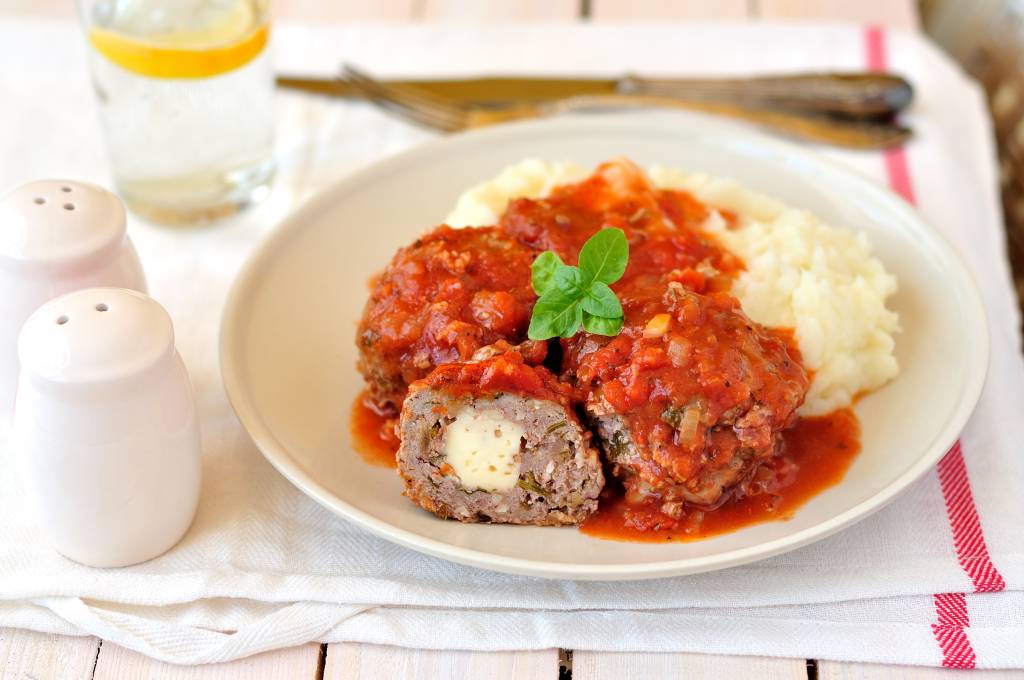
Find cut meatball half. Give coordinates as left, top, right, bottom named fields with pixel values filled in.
left=397, top=353, right=604, bottom=525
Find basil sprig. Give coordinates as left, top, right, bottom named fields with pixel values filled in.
left=527, top=228, right=628, bottom=340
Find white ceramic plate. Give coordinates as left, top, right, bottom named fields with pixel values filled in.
left=220, top=112, right=988, bottom=580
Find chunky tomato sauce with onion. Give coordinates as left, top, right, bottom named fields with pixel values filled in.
left=356, top=226, right=539, bottom=411
left=580, top=409, right=860, bottom=541
left=352, top=159, right=862, bottom=541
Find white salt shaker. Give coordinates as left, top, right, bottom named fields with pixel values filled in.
left=0, top=180, right=147, bottom=426
left=13, top=287, right=201, bottom=567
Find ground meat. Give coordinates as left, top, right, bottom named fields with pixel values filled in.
left=564, top=281, right=808, bottom=511
left=396, top=353, right=604, bottom=525
left=357, top=225, right=539, bottom=411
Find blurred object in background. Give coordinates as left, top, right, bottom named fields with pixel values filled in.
left=922, top=0, right=1024, bottom=319
left=78, top=0, right=275, bottom=226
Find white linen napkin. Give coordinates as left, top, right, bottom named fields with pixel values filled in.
left=0, top=20, right=1021, bottom=669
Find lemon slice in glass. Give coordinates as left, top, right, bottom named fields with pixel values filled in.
left=88, top=0, right=268, bottom=79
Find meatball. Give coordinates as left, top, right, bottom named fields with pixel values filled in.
left=397, top=353, right=604, bottom=525
left=564, top=281, right=808, bottom=512
left=357, top=225, right=539, bottom=411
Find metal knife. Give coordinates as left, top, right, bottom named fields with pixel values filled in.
left=277, top=72, right=913, bottom=119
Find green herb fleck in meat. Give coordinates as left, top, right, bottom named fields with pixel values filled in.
left=517, top=472, right=546, bottom=496
left=545, top=420, right=568, bottom=434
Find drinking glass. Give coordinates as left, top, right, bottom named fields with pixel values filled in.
left=77, top=0, right=275, bottom=225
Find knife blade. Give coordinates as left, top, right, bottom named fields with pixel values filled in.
left=277, top=72, right=913, bottom=118
left=277, top=75, right=621, bottom=103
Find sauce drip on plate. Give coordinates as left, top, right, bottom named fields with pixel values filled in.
left=350, top=390, right=399, bottom=468
left=580, top=409, right=860, bottom=542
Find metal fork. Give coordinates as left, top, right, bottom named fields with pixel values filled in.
left=343, top=65, right=911, bottom=150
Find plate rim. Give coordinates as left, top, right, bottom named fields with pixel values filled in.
left=219, top=112, right=990, bottom=580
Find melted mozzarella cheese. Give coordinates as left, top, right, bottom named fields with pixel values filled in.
left=444, top=409, right=524, bottom=491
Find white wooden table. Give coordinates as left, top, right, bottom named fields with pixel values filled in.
left=1, top=1, right=1020, bottom=678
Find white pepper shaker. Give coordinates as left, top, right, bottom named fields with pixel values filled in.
left=0, top=180, right=147, bottom=426
left=13, top=287, right=201, bottom=567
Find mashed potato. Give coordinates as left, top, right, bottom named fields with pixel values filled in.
left=447, top=159, right=588, bottom=227
left=446, top=160, right=899, bottom=416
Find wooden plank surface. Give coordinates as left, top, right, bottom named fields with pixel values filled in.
left=0, top=628, right=100, bottom=680
left=420, top=0, right=579, bottom=22
left=590, top=0, right=749, bottom=21
left=573, top=651, right=809, bottom=679
left=817, top=660, right=1024, bottom=679
left=324, top=644, right=558, bottom=680
left=757, top=0, right=920, bottom=30
left=271, top=0, right=417, bottom=22
left=93, top=641, right=323, bottom=680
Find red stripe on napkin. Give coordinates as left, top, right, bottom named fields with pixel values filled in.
left=937, top=442, right=1007, bottom=593
left=865, top=25, right=1006, bottom=669
left=865, top=27, right=916, bottom=204
left=932, top=594, right=977, bottom=668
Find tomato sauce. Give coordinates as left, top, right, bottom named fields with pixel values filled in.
left=581, top=409, right=860, bottom=541
left=356, top=225, right=538, bottom=410
left=350, top=391, right=399, bottom=468
left=418, top=350, right=575, bottom=405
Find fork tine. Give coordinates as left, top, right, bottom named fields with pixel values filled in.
left=340, top=68, right=450, bottom=130
left=343, top=65, right=464, bottom=130
left=345, top=76, right=457, bottom=131
left=345, top=75, right=460, bottom=132
left=343, top=65, right=466, bottom=131
left=343, top=63, right=469, bottom=115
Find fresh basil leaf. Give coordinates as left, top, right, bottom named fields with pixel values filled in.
left=531, top=251, right=564, bottom=296
left=582, top=311, right=623, bottom=336
left=553, top=265, right=583, bottom=297
left=557, top=302, right=584, bottom=337
left=528, top=230, right=630, bottom=340
left=581, top=281, right=623, bottom=318
left=528, top=288, right=583, bottom=340
left=578, top=228, right=629, bottom=286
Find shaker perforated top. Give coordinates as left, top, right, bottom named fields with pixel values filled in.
left=18, top=288, right=175, bottom=386
left=0, top=180, right=128, bottom=267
